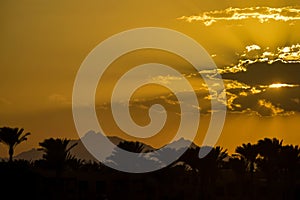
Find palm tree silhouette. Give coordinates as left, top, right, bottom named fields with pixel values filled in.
left=179, top=147, right=201, bottom=171
left=279, top=144, right=300, bottom=199
left=280, top=144, right=300, bottom=174
left=200, top=146, right=228, bottom=181
left=235, top=143, right=258, bottom=198
left=0, top=127, right=30, bottom=162
left=256, top=138, right=283, bottom=182
left=38, top=138, right=77, bottom=176
left=151, top=147, right=185, bottom=167
left=257, top=138, right=282, bottom=159
left=256, top=138, right=299, bottom=198
left=179, top=146, right=227, bottom=177
left=228, top=155, right=247, bottom=176
left=66, top=154, right=85, bottom=170
left=117, top=141, right=146, bottom=153
left=206, top=146, right=228, bottom=168
left=106, top=141, right=161, bottom=171
left=235, top=143, right=258, bottom=174
left=179, top=146, right=228, bottom=199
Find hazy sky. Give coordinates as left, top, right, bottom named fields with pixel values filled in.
left=1, top=0, right=300, bottom=157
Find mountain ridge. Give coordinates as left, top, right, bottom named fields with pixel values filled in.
left=12, top=131, right=199, bottom=161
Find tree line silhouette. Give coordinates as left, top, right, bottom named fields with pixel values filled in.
left=0, top=126, right=299, bottom=200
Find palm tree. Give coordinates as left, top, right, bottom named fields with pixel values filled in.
left=0, top=127, right=30, bottom=162
left=200, top=146, right=228, bottom=182
left=235, top=143, right=258, bottom=174
left=179, top=146, right=227, bottom=199
left=180, top=146, right=228, bottom=172
left=117, top=141, right=145, bottom=153
left=279, top=145, right=300, bottom=174
left=207, top=146, right=228, bottom=168
left=256, top=138, right=283, bottom=182
left=38, top=138, right=77, bottom=176
left=66, top=154, right=85, bottom=170
left=179, top=147, right=201, bottom=171
left=151, top=147, right=185, bottom=167
left=106, top=141, right=160, bottom=171
left=279, top=145, right=300, bottom=199
left=235, top=142, right=258, bottom=199
left=257, top=138, right=282, bottom=159
left=228, top=155, right=247, bottom=176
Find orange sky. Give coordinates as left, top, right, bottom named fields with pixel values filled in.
left=1, top=0, right=300, bottom=157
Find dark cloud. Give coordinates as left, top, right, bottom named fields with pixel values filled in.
left=222, top=62, right=300, bottom=85
left=217, top=44, right=300, bottom=116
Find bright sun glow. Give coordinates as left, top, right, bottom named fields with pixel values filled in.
left=269, top=83, right=299, bottom=88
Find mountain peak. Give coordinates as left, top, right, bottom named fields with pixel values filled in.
left=166, top=137, right=197, bottom=150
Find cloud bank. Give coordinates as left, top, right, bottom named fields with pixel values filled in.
left=178, top=7, right=300, bottom=26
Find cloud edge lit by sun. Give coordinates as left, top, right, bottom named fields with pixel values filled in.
left=178, top=6, right=300, bottom=26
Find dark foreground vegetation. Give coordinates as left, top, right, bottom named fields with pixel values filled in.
left=0, top=126, right=299, bottom=200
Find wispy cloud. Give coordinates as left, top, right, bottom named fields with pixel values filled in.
left=178, top=7, right=300, bottom=26
left=257, top=99, right=294, bottom=116
left=151, top=75, right=182, bottom=85
left=225, top=80, right=251, bottom=90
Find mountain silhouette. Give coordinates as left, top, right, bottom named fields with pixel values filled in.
left=166, top=137, right=198, bottom=150
left=14, top=148, right=43, bottom=161
left=12, top=131, right=196, bottom=162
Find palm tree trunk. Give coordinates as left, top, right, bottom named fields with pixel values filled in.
left=9, top=146, right=14, bottom=162
left=250, top=161, right=255, bottom=199
left=250, top=161, right=254, bottom=180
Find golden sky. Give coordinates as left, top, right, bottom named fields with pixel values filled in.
left=1, top=0, right=300, bottom=157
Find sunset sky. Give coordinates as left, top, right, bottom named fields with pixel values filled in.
left=1, top=0, right=300, bottom=157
